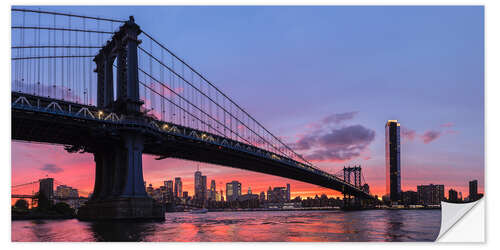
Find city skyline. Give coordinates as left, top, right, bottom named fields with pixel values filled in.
left=11, top=6, right=484, bottom=200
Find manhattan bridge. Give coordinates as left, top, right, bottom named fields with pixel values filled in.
left=11, top=8, right=377, bottom=220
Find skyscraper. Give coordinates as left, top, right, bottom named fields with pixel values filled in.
left=201, top=175, right=207, bottom=202
left=385, top=120, right=401, bottom=202
left=194, top=170, right=202, bottom=200
left=174, top=177, right=182, bottom=198
left=469, top=180, right=478, bottom=201
left=164, top=180, right=174, bottom=202
left=226, top=181, right=241, bottom=201
left=210, top=180, right=216, bottom=200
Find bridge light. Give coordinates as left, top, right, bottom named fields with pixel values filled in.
left=98, top=111, right=103, bottom=119
left=163, top=124, right=169, bottom=129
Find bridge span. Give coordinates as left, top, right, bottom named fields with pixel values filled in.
left=11, top=9, right=376, bottom=220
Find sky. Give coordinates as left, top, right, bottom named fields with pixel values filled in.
left=11, top=6, right=484, bottom=199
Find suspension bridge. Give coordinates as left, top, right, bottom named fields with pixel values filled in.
left=11, top=8, right=376, bottom=220
left=11, top=178, right=91, bottom=209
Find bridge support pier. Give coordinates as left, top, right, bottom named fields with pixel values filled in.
left=77, top=133, right=164, bottom=221
left=78, top=16, right=164, bottom=221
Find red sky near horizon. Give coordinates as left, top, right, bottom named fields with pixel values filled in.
left=11, top=138, right=484, bottom=201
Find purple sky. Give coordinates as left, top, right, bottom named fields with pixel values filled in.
left=12, top=6, right=484, bottom=198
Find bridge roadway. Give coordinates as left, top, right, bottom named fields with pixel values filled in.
left=12, top=92, right=375, bottom=200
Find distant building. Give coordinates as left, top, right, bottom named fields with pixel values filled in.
left=385, top=120, right=401, bottom=202
left=401, top=191, right=418, bottom=205
left=54, top=184, right=80, bottom=211
left=448, top=189, right=458, bottom=203
left=194, top=170, right=207, bottom=203
left=469, top=180, right=478, bottom=201
left=268, top=187, right=287, bottom=203
left=164, top=180, right=174, bottom=202
left=226, top=181, right=241, bottom=201
left=146, top=184, right=154, bottom=196
left=55, top=185, right=78, bottom=198
left=238, top=193, right=260, bottom=208
left=417, top=184, right=444, bottom=205
left=201, top=176, right=207, bottom=203
left=174, top=177, right=182, bottom=198
left=194, top=170, right=202, bottom=200
left=259, top=191, right=266, bottom=202
left=215, top=190, right=222, bottom=202
left=286, top=183, right=291, bottom=201
left=39, top=178, right=54, bottom=201
left=182, top=191, right=188, bottom=199
left=209, top=180, right=216, bottom=200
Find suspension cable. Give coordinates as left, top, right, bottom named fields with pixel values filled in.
left=12, top=26, right=114, bottom=34
left=138, top=46, right=300, bottom=162
left=12, top=8, right=126, bottom=23
left=141, top=31, right=311, bottom=165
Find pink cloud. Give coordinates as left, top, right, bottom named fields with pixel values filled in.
left=421, top=130, right=442, bottom=144
left=401, top=126, right=416, bottom=141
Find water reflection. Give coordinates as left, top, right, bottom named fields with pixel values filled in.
left=12, top=210, right=441, bottom=242
left=89, top=221, right=159, bottom=242
left=384, top=210, right=405, bottom=241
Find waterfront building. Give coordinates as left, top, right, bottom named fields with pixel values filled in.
left=55, top=185, right=78, bottom=198
left=385, top=120, right=401, bottom=202
left=417, top=184, right=444, bottom=205
left=54, top=184, right=80, bottom=211
left=268, top=187, right=287, bottom=203
left=469, top=180, right=478, bottom=201
left=239, top=193, right=260, bottom=208
left=174, top=177, right=182, bottom=198
left=401, top=190, right=418, bottom=205
left=448, top=189, right=458, bottom=202
left=259, top=191, right=266, bottom=202
left=226, top=181, right=241, bottom=201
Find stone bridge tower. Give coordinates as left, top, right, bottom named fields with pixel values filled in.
left=77, top=17, right=164, bottom=221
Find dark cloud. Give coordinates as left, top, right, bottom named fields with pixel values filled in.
left=321, top=111, right=358, bottom=125
left=40, top=164, right=63, bottom=173
left=421, top=130, right=442, bottom=144
left=294, top=125, right=375, bottom=162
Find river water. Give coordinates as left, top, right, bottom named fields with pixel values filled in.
left=11, top=209, right=441, bottom=242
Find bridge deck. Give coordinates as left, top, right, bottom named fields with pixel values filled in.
left=12, top=92, right=375, bottom=200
